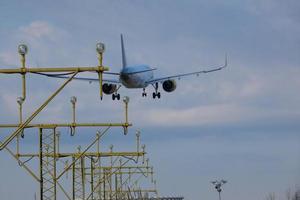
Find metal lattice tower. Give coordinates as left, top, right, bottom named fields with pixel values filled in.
left=40, top=128, right=57, bottom=200
left=91, top=157, right=102, bottom=200
left=72, top=147, right=86, bottom=200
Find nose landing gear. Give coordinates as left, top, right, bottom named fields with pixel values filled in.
left=142, top=88, right=147, bottom=97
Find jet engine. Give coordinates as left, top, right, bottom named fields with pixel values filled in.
left=102, top=83, right=117, bottom=95
left=162, top=80, right=176, bottom=92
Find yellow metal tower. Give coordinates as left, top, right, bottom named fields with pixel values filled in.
left=0, top=43, right=160, bottom=200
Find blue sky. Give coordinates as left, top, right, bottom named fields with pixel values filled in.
left=0, top=1, right=299, bottom=200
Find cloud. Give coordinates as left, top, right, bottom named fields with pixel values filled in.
left=18, top=21, right=69, bottom=43
left=0, top=52, right=19, bottom=66
left=246, top=0, right=300, bottom=38
left=0, top=20, right=71, bottom=67
left=132, top=103, right=300, bottom=127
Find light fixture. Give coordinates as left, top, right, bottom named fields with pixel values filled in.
left=18, top=44, right=28, bottom=55
left=17, top=97, right=24, bottom=105
left=70, top=96, right=77, bottom=104
left=123, top=96, right=130, bottom=104
left=136, top=130, right=141, bottom=137
left=96, top=42, right=105, bottom=54
left=211, top=179, right=227, bottom=200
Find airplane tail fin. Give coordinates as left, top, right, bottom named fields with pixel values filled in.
left=121, top=34, right=127, bottom=68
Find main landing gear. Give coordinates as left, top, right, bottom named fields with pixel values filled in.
left=152, top=82, right=161, bottom=99
left=152, top=92, right=161, bottom=99
left=112, top=85, right=122, bottom=100
left=112, top=93, right=120, bottom=100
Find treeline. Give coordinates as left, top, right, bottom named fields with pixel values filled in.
left=266, top=187, right=300, bottom=200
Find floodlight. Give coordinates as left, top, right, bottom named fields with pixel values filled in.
left=18, top=44, right=28, bottom=55
left=96, top=42, right=105, bottom=54
left=211, top=179, right=227, bottom=200
left=17, top=97, right=24, bottom=105
left=123, top=96, right=130, bottom=103
left=70, top=96, right=77, bottom=104
left=136, top=130, right=141, bottom=137
left=221, top=180, right=227, bottom=184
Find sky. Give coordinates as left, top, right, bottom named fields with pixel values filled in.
left=0, top=0, right=300, bottom=200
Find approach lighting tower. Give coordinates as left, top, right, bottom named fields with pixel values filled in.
left=211, top=179, right=227, bottom=200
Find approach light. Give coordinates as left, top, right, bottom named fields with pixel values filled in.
left=18, top=44, right=28, bottom=55
left=221, top=180, right=227, bottom=184
left=123, top=96, right=130, bottom=104
left=17, top=97, right=24, bottom=105
left=96, top=42, right=105, bottom=54
left=136, top=130, right=141, bottom=137
left=70, top=96, right=77, bottom=104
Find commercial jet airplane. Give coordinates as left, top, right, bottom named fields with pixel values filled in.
left=42, top=34, right=227, bottom=100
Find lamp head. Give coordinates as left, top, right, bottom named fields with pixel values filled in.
left=17, top=97, right=24, bottom=105
left=136, top=130, right=141, bottom=137
left=70, top=96, right=77, bottom=104
left=18, top=44, right=28, bottom=55
left=123, top=96, right=130, bottom=104
left=96, top=42, right=105, bottom=54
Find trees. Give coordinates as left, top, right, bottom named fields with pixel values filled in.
left=265, top=187, right=299, bottom=200
left=266, top=192, right=276, bottom=200
left=292, top=188, right=300, bottom=200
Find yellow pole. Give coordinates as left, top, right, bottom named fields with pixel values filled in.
left=136, top=130, right=140, bottom=152
left=16, top=97, right=24, bottom=156
left=0, top=66, right=109, bottom=73
left=98, top=52, right=104, bottom=100
left=70, top=96, right=77, bottom=136
left=21, top=54, right=26, bottom=101
left=39, top=128, right=43, bottom=200
left=53, top=128, right=57, bottom=200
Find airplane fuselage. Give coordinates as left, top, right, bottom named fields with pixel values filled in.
left=119, top=65, right=154, bottom=88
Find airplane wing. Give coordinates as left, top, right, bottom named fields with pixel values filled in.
left=146, top=56, right=227, bottom=84
left=31, top=72, right=121, bottom=84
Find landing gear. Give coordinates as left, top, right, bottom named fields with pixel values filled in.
left=152, top=92, right=161, bottom=99
left=112, top=85, right=122, bottom=101
left=152, top=82, right=161, bottom=99
left=112, top=93, right=120, bottom=100
left=142, top=88, right=147, bottom=97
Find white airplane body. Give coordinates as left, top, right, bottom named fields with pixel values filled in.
left=120, top=65, right=154, bottom=89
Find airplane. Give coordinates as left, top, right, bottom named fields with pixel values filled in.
left=36, top=34, right=227, bottom=100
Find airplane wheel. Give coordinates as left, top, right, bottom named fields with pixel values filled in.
left=112, top=94, right=115, bottom=100
left=152, top=92, right=156, bottom=99
left=157, top=92, right=161, bottom=99
left=117, top=93, right=120, bottom=100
